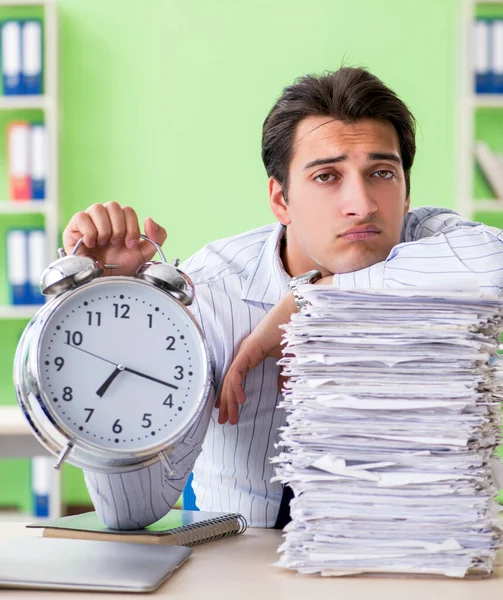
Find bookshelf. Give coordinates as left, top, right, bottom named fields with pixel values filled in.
left=0, top=0, right=60, bottom=519
left=458, top=0, right=503, bottom=221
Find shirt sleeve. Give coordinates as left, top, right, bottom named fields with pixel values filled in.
left=334, top=211, right=503, bottom=295
left=83, top=290, right=217, bottom=530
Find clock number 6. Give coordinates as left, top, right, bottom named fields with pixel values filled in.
left=112, top=419, right=122, bottom=433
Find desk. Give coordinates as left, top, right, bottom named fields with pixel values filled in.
left=0, top=521, right=502, bottom=599
left=0, top=406, right=61, bottom=518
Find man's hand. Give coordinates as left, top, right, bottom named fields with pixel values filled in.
left=62, top=202, right=167, bottom=277
left=216, top=291, right=297, bottom=425
left=216, top=276, right=334, bottom=425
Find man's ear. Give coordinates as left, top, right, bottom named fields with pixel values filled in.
left=404, top=194, right=411, bottom=215
left=269, top=177, right=291, bottom=225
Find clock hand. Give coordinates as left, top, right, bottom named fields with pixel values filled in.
left=122, top=367, right=178, bottom=390
left=65, top=343, right=179, bottom=390
left=96, top=364, right=125, bottom=397
left=65, top=343, right=117, bottom=366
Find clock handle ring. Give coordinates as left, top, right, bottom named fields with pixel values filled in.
left=139, top=234, right=168, bottom=264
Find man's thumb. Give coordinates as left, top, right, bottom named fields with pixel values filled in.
left=141, top=217, right=167, bottom=259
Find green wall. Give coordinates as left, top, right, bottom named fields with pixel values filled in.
left=1, top=0, right=501, bottom=511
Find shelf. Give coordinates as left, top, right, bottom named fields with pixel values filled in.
left=0, top=305, right=41, bottom=319
left=0, top=201, right=51, bottom=214
left=471, top=95, right=503, bottom=108
left=0, top=95, right=50, bottom=110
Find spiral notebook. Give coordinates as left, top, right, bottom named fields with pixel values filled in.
left=27, top=509, right=247, bottom=547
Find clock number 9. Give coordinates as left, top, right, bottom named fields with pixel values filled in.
left=112, top=419, right=122, bottom=434
left=54, top=357, right=64, bottom=371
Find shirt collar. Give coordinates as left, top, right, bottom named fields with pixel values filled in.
left=240, top=223, right=291, bottom=305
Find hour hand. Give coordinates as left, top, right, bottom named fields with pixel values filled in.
left=96, top=365, right=125, bottom=397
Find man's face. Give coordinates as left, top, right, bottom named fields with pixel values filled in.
left=270, top=116, right=410, bottom=276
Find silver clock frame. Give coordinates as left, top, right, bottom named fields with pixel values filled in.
left=14, top=276, right=212, bottom=474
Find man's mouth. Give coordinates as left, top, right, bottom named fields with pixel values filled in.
left=339, top=225, right=381, bottom=241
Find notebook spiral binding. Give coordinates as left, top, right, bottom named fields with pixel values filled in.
left=170, top=514, right=248, bottom=547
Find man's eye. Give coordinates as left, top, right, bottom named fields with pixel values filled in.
left=315, top=173, right=335, bottom=183
left=373, top=170, right=394, bottom=179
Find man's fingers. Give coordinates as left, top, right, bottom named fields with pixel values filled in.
left=123, top=206, right=141, bottom=249
left=102, top=201, right=127, bottom=247
left=217, top=398, right=228, bottom=424
left=63, top=211, right=100, bottom=252
left=227, top=398, right=239, bottom=425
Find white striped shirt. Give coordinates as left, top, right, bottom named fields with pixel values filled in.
left=84, top=207, right=503, bottom=529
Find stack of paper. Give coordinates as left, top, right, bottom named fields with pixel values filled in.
left=273, top=286, right=503, bottom=578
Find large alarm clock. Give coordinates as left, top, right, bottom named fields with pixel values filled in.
left=14, top=236, right=211, bottom=475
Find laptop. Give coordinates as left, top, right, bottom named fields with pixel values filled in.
left=0, top=536, right=192, bottom=593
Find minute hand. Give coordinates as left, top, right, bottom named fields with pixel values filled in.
left=123, top=367, right=178, bottom=390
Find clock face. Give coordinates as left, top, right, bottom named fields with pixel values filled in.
left=36, top=278, right=209, bottom=452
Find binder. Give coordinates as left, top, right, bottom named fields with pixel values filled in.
left=30, top=123, right=46, bottom=200
left=8, top=121, right=31, bottom=200
left=27, top=228, right=46, bottom=304
left=1, top=20, right=23, bottom=95
left=6, top=229, right=29, bottom=305
left=474, top=19, right=491, bottom=93
left=31, top=456, right=52, bottom=517
left=493, top=20, right=503, bottom=94
left=21, top=20, right=42, bottom=95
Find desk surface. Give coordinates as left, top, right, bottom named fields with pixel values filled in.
left=0, top=521, right=502, bottom=599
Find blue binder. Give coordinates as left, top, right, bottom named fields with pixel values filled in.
left=492, top=19, right=503, bottom=94
left=1, top=20, right=23, bottom=95
left=27, top=228, right=46, bottom=305
left=475, top=19, right=492, bottom=94
left=21, top=20, right=43, bottom=95
left=6, top=229, right=29, bottom=305
left=30, top=123, right=46, bottom=200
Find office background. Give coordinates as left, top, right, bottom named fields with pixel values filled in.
left=0, top=0, right=502, bottom=514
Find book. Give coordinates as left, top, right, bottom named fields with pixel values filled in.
left=27, top=509, right=247, bottom=547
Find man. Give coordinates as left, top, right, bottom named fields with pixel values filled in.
left=63, top=67, right=503, bottom=529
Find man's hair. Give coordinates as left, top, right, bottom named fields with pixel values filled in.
left=261, top=67, right=416, bottom=199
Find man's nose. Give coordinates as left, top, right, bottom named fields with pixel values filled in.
left=339, top=175, right=378, bottom=219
